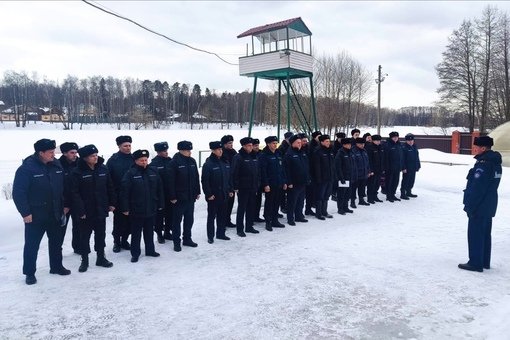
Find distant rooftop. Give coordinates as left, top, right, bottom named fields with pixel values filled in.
left=237, top=17, right=312, bottom=39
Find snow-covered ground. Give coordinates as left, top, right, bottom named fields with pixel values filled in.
left=0, top=125, right=508, bottom=339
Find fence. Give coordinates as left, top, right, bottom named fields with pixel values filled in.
left=410, top=131, right=482, bottom=155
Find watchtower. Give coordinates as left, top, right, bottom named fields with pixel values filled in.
left=237, top=17, right=318, bottom=138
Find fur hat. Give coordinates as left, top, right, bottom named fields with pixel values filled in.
left=264, top=136, right=278, bottom=144
left=335, top=132, right=346, bottom=139
left=311, top=131, right=322, bottom=139
left=240, top=137, right=253, bottom=146
left=405, top=134, right=415, bottom=141
left=318, top=134, right=330, bottom=142
left=154, top=142, right=169, bottom=152
left=474, top=136, right=493, bottom=147
left=371, top=135, right=382, bottom=141
left=289, top=134, right=301, bottom=146
left=78, top=144, right=98, bottom=158
left=351, top=128, right=360, bottom=136
left=221, top=135, right=234, bottom=144
left=60, top=142, right=78, bottom=153
left=177, top=141, right=193, bottom=151
left=252, top=138, right=260, bottom=145
left=355, top=137, right=365, bottom=144
left=116, top=135, right=132, bottom=146
left=284, top=131, right=294, bottom=139
left=341, top=138, right=351, bottom=145
left=389, top=131, right=399, bottom=138
left=133, top=149, right=149, bottom=160
left=209, top=141, right=222, bottom=150
left=34, top=139, right=56, bottom=152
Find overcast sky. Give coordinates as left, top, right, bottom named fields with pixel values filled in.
left=2, top=1, right=510, bottom=109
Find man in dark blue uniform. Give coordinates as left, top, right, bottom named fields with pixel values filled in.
left=384, top=131, right=403, bottom=202
left=260, top=136, right=287, bottom=230
left=201, top=141, right=233, bottom=243
left=13, top=139, right=71, bottom=285
left=459, top=136, right=502, bottom=272
left=150, top=141, right=173, bottom=244
left=71, top=144, right=116, bottom=272
left=251, top=138, right=265, bottom=224
left=351, top=137, right=371, bottom=207
left=231, top=137, right=260, bottom=237
left=366, top=135, right=384, bottom=203
left=221, top=135, right=237, bottom=228
left=335, top=138, right=355, bottom=215
left=59, top=142, right=80, bottom=254
left=106, top=135, right=134, bottom=253
left=311, top=134, right=335, bottom=220
left=168, top=141, right=201, bottom=252
left=120, top=149, right=164, bottom=263
left=400, top=134, right=421, bottom=200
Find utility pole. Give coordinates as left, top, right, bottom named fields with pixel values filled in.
left=375, top=65, right=387, bottom=135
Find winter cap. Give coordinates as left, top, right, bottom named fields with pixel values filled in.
left=355, top=137, right=365, bottom=144
left=284, top=131, right=294, bottom=139
left=311, top=131, right=322, bottom=139
left=133, top=149, right=150, bottom=160
left=34, top=139, right=56, bottom=152
left=289, top=134, right=301, bottom=146
left=318, top=134, right=330, bottom=142
left=221, top=135, right=234, bottom=144
left=372, top=135, right=382, bottom=141
left=297, top=133, right=309, bottom=139
left=154, top=142, right=169, bottom=152
left=473, top=136, right=493, bottom=147
left=252, top=138, right=260, bottom=145
left=240, top=137, right=253, bottom=146
left=341, top=138, right=352, bottom=145
left=78, top=144, right=98, bottom=158
left=264, top=136, right=278, bottom=144
left=363, top=133, right=371, bottom=139
left=405, top=134, right=415, bottom=141
left=116, top=135, right=132, bottom=145
left=60, top=142, right=78, bottom=153
left=335, top=132, right=346, bottom=139
left=351, top=128, right=360, bottom=136
left=389, top=131, right=399, bottom=138
left=209, top=141, right=222, bottom=150
left=177, top=141, right=193, bottom=151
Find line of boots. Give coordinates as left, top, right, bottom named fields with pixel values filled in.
left=79, top=250, right=113, bottom=273
left=315, top=201, right=333, bottom=220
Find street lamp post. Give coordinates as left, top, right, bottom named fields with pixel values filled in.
left=375, top=65, right=387, bottom=135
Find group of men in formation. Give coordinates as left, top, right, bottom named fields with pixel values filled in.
left=12, top=129, right=422, bottom=285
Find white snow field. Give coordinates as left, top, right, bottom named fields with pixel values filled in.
left=0, top=125, right=508, bottom=340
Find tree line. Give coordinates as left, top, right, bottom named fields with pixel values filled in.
left=437, top=5, right=510, bottom=132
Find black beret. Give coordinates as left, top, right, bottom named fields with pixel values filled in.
left=133, top=149, right=150, bottom=160
left=372, top=135, right=382, bottom=141
left=284, top=131, right=294, bottom=139
left=405, top=134, right=415, bottom=141
left=116, top=135, right=132, bottom=145
left=177, top=141, right=193, bottom=151
left=221, top=135, right=234, bottom=144
left=60, top=142, right=78, bottom=153
left=34, top=139, right=56, bottom=152
left=318, top=134, right=330, bottom=142
left=355, top=137, right=365, bottom=144
left=252, top=138, right=260, bottom=145
left=154, top=142, right=169, bottom=152
left=265, top=136, right=278, bottom=144
left=209, top=141, right=222, bottom=150
left=240, top=137, right=253, bottom=146
left=389, top=131, right=399, bottom=138
left=351, top=128, right=360, bottom=136
left=289, top=134, right=301, bottom=145
left=297, top=133, right=309, bottom=139
left=78, top=144, right=98, bottom=158
left=474, top=136, right=493, bottom=147
left=335, top=132, right=346, bottom=139
left=311, top=131, right=322, bottom=138
left=341, top=138, right=352, bottom=145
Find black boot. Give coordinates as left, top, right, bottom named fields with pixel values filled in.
left=156, top=232, right=165, bottom=244
left=343, top=202, right=353, bottom=213
left=25, top=274, right=37, bottom=285
left=113, top=236, right=121, bottom=253
left=265, top=222, right=273, bottom=231
left=316, top=201, right=325, bottom=220
left=322, top=201, right=333, bottom=218
left=407, top=191, right=418, bottom=198
left=350, top=199, right=357, bottom=209
left=96, top=251, right=113, bottom=268
left=120, top=238, right=131, bottom=250
left=79, top=255, right=89, bottom=273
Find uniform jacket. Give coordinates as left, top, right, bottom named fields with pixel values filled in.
left=283, top=147, right=310, bottom=187
left=259, top=146, right=286, bottom=187
left=167, top=152, right=201, bottom=202
left=201, top=154, right=232, bottom=200
left=120, top=164, right=164, bottom=217
left=335, top=147, right=356, bottom=183
left=13, top=153, right=65, bottom=222
left=221, top=147, right=237, bottom=165
left=402, top=143, right=421, bottom=172
left=463, top=150, right=502, bottom=218
left=352, top=146, right=370, bottom=180
left=366, top=143, right=384, bottom=174
left=106, top=151, right=134, bottom=196
left=311, top=145, right=335, bottom=184
left=231, top=147, right=260, bottom=191
left=58, top=155, right=78, bottom=208
left=384, top=139, right=404, bottom=173
left=150, top=155, right=172, bottom=200
left=70, top=157, right=116, bottom=219
left=277, top=140, right=290, bottom=157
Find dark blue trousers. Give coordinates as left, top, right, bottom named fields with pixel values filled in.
left=401, top=171, right=417, bottom=195
left=236, top=189, right=256, bottom=232
left=207, top=196, right=227, bottom=240
left=79, top=217, right=106, bottom=255
left=23, top=217, right=64, bottom=275
left=385, top=171, right=400, bottom=199
left=367, top=173, right=381, bottom=201
left=287, top=185, right=306, bottom=222
left=155, top=203, right=173, bottom=236
left=63, top=212, right=80, bottom=252
left=467, top=215, right=492, bottom=269
left=172, top=200, right=195, bottom=244
left=264, top=187, right=282, bottom=225
left=112, top=210, right=130, bottom=243
left=130, top=216, right=155, bottom=258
